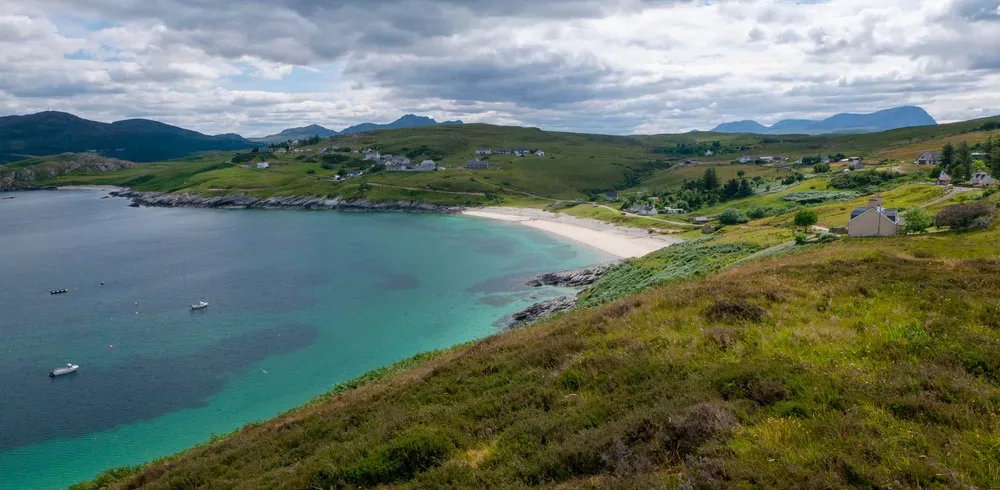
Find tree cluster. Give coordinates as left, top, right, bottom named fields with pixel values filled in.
left=934, top=202, right=996, bottom=229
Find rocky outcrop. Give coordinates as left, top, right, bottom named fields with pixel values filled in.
left=525, top=263, right=618, bottom=288
left=509, top=263, right=619, bottom=328
left=110, top=190, right=463, bottom=213
left=1, top=153, right=134, bottom=191
left=508, top=296, right=577, bottom=328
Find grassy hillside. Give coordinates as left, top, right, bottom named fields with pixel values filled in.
left=27, top=115, right=1000, bottom=214
left=75, top=224, right=1000, bottom=489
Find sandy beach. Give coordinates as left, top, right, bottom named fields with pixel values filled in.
left=462, top=207, right=683, bottom=259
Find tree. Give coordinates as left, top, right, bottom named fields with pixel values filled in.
left=903, top=207, right=932, bottom=234
left=955, top=141, right=973, bottom=181
left=722, top=178, right=740, bottom=198
left=737, top=170, right=746, bottom=178
left=719, top=208, right=748, bottom=225
left=989, top=136, right=1000, bottom=179
left=738, top=179, right=753, bottom=198
left=941, top=143, right=955, bottom=173
left=812, top=162, right=831, bottom=174
left=794, top=209, right=818, bottom=230
left=935, top=202, right=995, bottom=229
left=701, top=167, right=719, bottom=190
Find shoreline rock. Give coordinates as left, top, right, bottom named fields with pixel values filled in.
left=525, top=263, right=619, bottom=288
left=109, top=190, right=464, bottom=213
left=508, top=262, right=620, bottom=328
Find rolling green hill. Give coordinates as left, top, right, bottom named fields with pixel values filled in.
left=27, top=114, right=1000, bottom=210
left=0, top=111, right=258, bottom=163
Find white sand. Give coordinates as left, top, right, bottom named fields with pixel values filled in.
left=462, top=207, right=683, bottom=259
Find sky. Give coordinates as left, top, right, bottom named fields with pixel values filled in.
left=1, top=0, right=999, bottom=137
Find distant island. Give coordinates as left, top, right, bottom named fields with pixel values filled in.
left=249, top=115, right=464, bottom=144
left=709, top=106, right=937, bottom=135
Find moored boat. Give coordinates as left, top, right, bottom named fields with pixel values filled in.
left=191, top=301, right=209, bottom=310
left=49, top=363, right=79, bottom=377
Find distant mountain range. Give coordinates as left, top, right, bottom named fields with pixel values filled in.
left=0, top=111, right=259, bottom=163
left=710, top=106, right=937, bottom=135
left=249, top=114, right=464, bottom=144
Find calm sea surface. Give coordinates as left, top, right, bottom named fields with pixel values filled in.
left=0, top=190, right=611, bottom=489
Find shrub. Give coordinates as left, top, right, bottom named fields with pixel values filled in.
left=321, top=153, right=349, bottom=164
left=718, top=208, right=748, bottom=225
left=318, top=427, right=455, bottom=486
left=934, top=203, right=996, bottom=229
left=794, top=209, right=818, bottom=229
left=903, top=207, right=932, bottom=234
left=704, top=299, right=767, bottom=323
left=306, top=169, right=315, bottom=174
left=812, top=162, right=831, bottom=173
left=670, top=402, right=737, bottom=456
left=794, top=233, right=808, bottom=245
left=321, top=162, right=335, bottom=170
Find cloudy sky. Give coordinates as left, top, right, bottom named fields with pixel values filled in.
left=1, top=0, right=999, bottom=136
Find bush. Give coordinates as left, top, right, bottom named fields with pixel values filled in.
left=318, top=427, right=455, bottom=486
left=321, top=162, right=335, bottom=170
left=934, top=203, right=996, bottom=229
left=794, top=209, right=818, bottom=229
left=812, top=162, right=831, bottom=173
left=321, top=153, right=349, bottom=164
left=306, top=169, right=315, bottom=174
left=794, top=233, right=808, bottom=245
left=903, top=207, right=932, bottom=234
left=718, top=208, right=748, bottom=225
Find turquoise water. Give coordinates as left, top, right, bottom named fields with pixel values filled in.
left=0, top=190, right=611, bottom=489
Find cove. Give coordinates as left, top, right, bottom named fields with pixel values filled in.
left=0, top=190, right=612, bottom=489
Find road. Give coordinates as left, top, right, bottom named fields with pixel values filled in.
left=596, top=205, right=696, bottom=227
left=921, top=186, right=975, bottom=208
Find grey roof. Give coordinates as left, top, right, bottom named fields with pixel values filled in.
left=851, top=207, right=899, bottom=222
left=917, top=151, right=940, bottom=160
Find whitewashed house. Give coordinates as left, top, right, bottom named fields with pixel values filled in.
left=972, top=171, right=996, bottom=187
left=364, top=152, right=381, bottom=161
left=535, top=150, right=545, bottom=157
left=257, top=162, right=270, bottom=169
left=476, top=148, right=492, bottom=155
left=848, top=196, right=903, bottom=237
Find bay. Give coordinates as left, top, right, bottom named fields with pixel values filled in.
left=0, top=190, right=611, bottom=489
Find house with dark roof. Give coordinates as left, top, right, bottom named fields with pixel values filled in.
left=915, top=152, right=941, bottom=165
left=475, top=148, right=492, bottom=155
left=466, top=159, right=489, bottom=169
left=514, top=146, right=532, bottom=156
left=972, top=171, right=996, bottom=187
left=605, top=191, right=618, bottom=201
left=848, top=196, right=903, bottom=237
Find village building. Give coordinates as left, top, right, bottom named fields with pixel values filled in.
left=915, top=152, right=940, bottom=165
left=628, top=204, right=658, bottom=216
left=347, top=170, right=364, bottom=178
left=535, top=150, right=545, bottom=157
left=848, top=196, right=903, bottom=237
left=972, top=171, right=996, bottom=187
left=259, top=147, right=273, bottom=153
left=663, top=207, right=684, bottom=214
left=275, top=148, right=288, bottom=154
left=257, top=162, right=270, bottom=169
left=364, top=152, right=380, bottom=161
left=692, top=217, right=711, bottom=225
left=738, top=155, right=753, bottom=164
left=495, top=148, right=512, bottom=155
left=759, top=156, right=775, bottom=163
left=938, top=171, right=952, bottom=185
left=475, top=148, right=492, bottom=155
left=605, top=191, right=619, bottom=201
left=514, top=147, right=532, bottom=156
left=705, top=150, right=714, bottom=156
left=849, top=159, right=866, bottom=170
left=466, top=159, right=489, bottom=169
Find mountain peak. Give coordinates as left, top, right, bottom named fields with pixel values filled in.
left=710, top=106, right=936, bottom=135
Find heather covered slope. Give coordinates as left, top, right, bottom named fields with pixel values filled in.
left=76, top=228, right=1000, bottom=489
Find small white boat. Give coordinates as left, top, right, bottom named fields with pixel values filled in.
left=49, top=363, right=79, bottom=377
left=191, top=301, right=209, bottom=310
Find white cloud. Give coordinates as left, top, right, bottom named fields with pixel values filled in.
left=0, top=0, right=998, bottom=136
